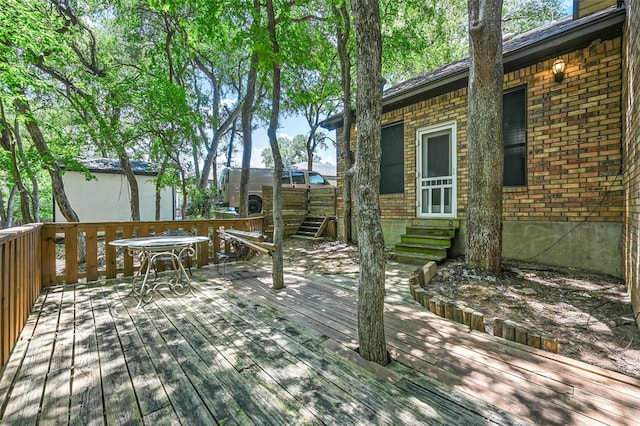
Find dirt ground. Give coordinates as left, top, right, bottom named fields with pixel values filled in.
left=276, top=238, right=640, bottom=380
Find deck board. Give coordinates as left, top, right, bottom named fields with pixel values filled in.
left=221, top=264, right=640, bottom=426
left=224, top=274, right=573, bottom=420
left=129, top=298, right=216, bottom=424
left=69, top=284, right=104, bottom=426
left=173, top=291, right=372, bottom=424
left=90, top=282, right=142, bottom=425
left=190, top=281, right=508, bottom=426
left=40, top=286, right=75, bottom=424
left=2, top=288, right=63, bottom=426
left=2, top=261, right=640, bottom=425
left=194, top=285, right=416, bottom=424
left=157, top=292, right=321, bottom=425
left=226, top=274, right=573, bottom=422
left=103, top=283, right=172, bottom=418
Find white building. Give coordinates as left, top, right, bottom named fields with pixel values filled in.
left=54, top=158, right=174, bottom=222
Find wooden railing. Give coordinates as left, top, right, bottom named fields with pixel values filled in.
left=0, top=217, right=263, bottom=373
left=262, top=187, right=336, bottom=237
left=1, top=224, right=42, bottom=370
left=41, top=217, right=264, bottom=286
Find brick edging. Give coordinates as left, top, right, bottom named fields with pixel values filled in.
left=408, top=261, right=558, bottom=353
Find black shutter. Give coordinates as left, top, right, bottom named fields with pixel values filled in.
left=503, top=87, right=527, bottom=187
left=380, top=122, right=405, bottom=194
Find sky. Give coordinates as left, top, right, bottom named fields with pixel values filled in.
left=231, top=116, right=337, bottom=168
left=238, top=0, right=574, bottom=169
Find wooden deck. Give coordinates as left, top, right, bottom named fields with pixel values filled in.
left=1, top=261, right=639, bottom=425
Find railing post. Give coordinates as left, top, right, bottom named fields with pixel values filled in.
left=1, top=224, right=43, bottom=371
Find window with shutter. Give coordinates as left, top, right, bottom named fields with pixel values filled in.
left=380, top=122, right=405, bottom=194
left=503, top=86, right=528, bottom=187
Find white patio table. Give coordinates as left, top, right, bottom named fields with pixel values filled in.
left=109, top=235, right=210, bottom=308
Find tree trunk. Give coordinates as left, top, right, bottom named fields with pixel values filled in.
left=226, top=117, right=237, bottom=168
left=303, top=104, right=327, bottom=172
left=155, top=182, right=161, bottom=221
left=0, top=99, right=34, bottom=223
left=0, top=187, right=6, bottom=226
left=466, top=0, right=504, bottom=273
left=306, top=138, right=314, bottom=171
left=195, top=57, right=243, bottom=190
left=351, top=0, right=387, bottom=365
left=266, top=0, right=285, bottom=291
left=7, top=187, right=17, bottom=226
left=155, top=162, right=167, bottom=220
left=13, top=96, right=80, bottom=223
left=117, top=154, right=140, bottom=221
left=239, top=51, right=259, bottom=218
left=333, top=2, right=354, bottom=243
left=14, top=120, right=40, bottom=221
left=198, top=132, right=220, bottom=189
left=8, top=133, right=34, bottom=224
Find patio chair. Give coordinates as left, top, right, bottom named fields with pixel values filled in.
left=152, top=229, right=194, bottom=278
left=216, top=237, right=251, bottom=275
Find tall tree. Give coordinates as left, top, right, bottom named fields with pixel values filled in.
left=465, top=0, right=504, bottom=273
left=332, top=0, right=355, bottom=243
left=288, top=77, right=336, bottom=171
left=238, top=3, right=261, bottom=218
left=0, top=100, right=36, bottom=223
left=1, top=0, right=81, bottom=223
left=265, top=0, right=286, bottom=290
left=283, top=22, right=339, bottom=172
left=14, top=94, right=80, bottom=223
left=351, top=0, right=387, bottom=365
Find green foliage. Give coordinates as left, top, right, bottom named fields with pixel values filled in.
left=261, top=135, right=308, bottom=167
left=0, top=0, right=569, bottom=225
left=184, top=186, right=218, bottom=218
left=503, top=0, right=566, bottom=35
left=381, top=0, right=463, bottom=84
left=36, top=171, right=53, bottom=220
left=381, top=0, right=565, bottom=85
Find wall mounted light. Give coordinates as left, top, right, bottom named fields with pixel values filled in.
left=552, top=58, right=566, bottom=83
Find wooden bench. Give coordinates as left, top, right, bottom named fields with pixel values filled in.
left=216, top=228, right=275, bottom=275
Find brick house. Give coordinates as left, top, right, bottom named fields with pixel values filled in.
left=325, top=1, right=640, bottom=324
left=623, top=0, right=640, bottom=329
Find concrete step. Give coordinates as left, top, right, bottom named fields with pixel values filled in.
left=394, top=242, right=448, bottom=257
left=406, top=225, right=457, bottom=237
left=401, top=234, right=452, bottom=247
left=390, top=251, right=447, bottom=264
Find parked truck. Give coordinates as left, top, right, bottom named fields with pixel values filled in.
left=218, top=167, right=334, bottom=214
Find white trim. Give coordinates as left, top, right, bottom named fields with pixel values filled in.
left=416, top=121, right=457, bottom=219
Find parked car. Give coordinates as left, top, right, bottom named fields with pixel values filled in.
left=218, top=167, right=334, bottom=214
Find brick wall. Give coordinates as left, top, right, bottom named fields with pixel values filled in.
left=577, top=0, right=617, bottom=18
left=623, top=1, right=640, bottom=325
left=337, top=35, right=624, bottom=224
left=503, top=38, right=624, bottom=223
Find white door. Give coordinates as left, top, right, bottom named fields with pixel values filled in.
left=417, top=123, right=456, bottom=218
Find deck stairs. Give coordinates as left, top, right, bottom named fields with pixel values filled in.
left=391, top=219, right=459, bottom=264
left=292, top=216, right=330, bottom=241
